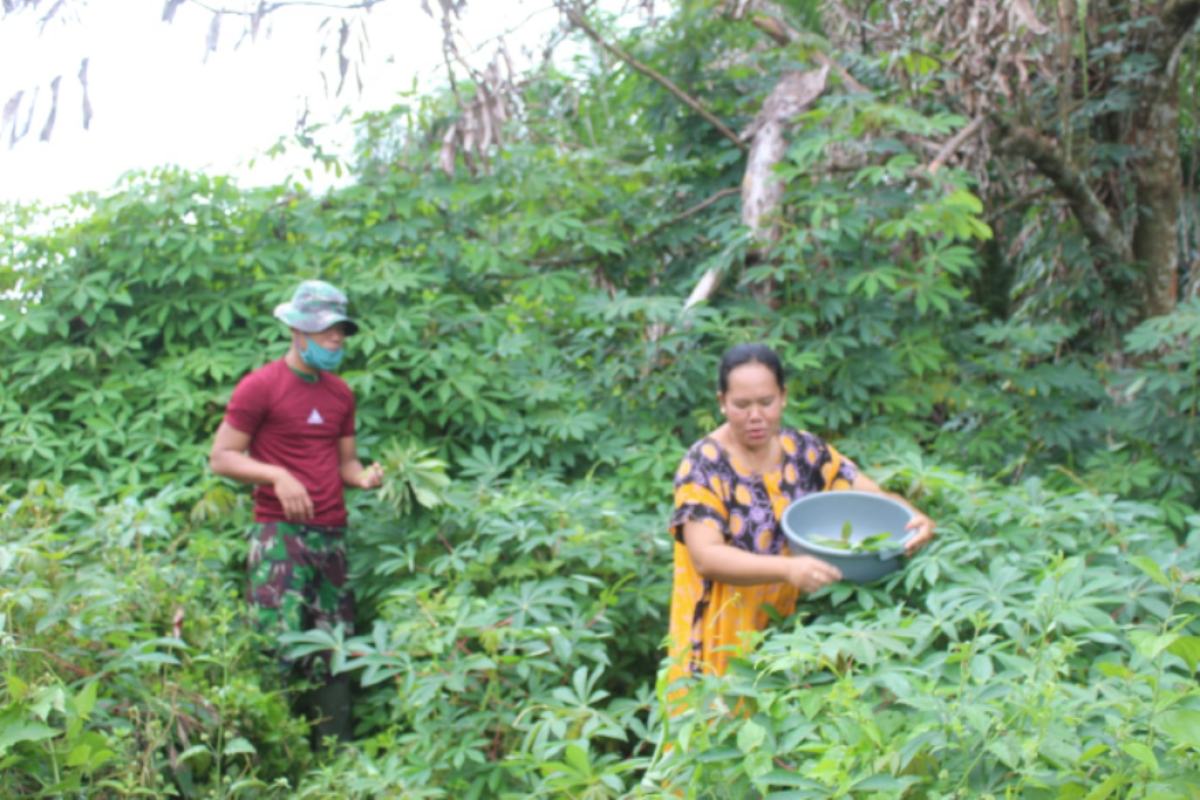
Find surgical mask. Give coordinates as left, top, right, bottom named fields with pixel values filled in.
left=300, top=336, right=345, bottom=371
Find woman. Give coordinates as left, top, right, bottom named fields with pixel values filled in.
left=666, top=343, right=935, bottom=702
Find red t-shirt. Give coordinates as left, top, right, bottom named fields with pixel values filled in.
left=223, top=359, right=356, bottom=527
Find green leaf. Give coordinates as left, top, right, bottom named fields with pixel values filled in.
left=851, top=774, right=905, bottom=791
left=223, top=737, right=256, bottom=756
left=0, top=720, right=58, bottom=753
left=1156, top=709, right=1200, bottom=749
left=987, top=737, right=1021, bottom=770
left=1129, top=556, right=1171, bottom=588
left=178, top=744, right=211, bottom=762
left=1166, top=636, right=1200, bottom=672
left=563, top=744, right=590, bottom=776
left=1121, top=740, right=1159, bottom=774
left=1130, top=630, right=1179, bottom=662
left=969, top=653, right=994, bottom=683
left=73, top=680, right=98, bottom=718
left=738, top=719, right=767, bottom=753
left=1083, top=772, right=1125, bottom=800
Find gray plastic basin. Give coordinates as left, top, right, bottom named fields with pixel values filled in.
left=781, top=490, right=914, bottom=584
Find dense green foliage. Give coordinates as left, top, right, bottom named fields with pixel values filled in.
left=4, top=1, right=1200, bottom=796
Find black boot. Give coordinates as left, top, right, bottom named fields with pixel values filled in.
left=304, top=674, right=352, bottom=750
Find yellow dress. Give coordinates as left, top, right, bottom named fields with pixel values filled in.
left=666, top=429, right=856, bottom=709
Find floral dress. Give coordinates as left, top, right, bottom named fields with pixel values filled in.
left=666, top=429, right=857, bottom=701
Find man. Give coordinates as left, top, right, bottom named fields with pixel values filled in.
left=209, top=279, right=384, bottom=747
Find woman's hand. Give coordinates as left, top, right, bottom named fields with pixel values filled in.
left=904, top=511, right=936, bottom=556
left=849, top=472, right=936, bottom=558
left=781, top=555, right=842, bottom=595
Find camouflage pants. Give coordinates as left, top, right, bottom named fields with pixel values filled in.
left=246, top=522, right=354, bottom=681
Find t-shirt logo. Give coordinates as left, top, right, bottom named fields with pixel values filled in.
left=307, top=408, right=325, bottom=425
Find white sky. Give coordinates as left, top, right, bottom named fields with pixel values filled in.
left=0, top=0, right=574, bottom=204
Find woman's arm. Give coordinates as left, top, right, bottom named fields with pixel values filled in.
left=682, top=521, right=841, bottom=595
left=849, top=472, right=936, bottom=556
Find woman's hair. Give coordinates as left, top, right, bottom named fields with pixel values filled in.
left=717, top=343, right=785, bottom=394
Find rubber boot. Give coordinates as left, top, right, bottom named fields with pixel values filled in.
left=304, top=674, right=352, bottom=750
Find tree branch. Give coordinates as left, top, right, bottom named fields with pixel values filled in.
left=925, top=115, right=985, bottom=174
left=186, top=0, right=387, bottom=15
left=995, top=123, right=1128, bottom=261
left=748, top=12, right=869, bottom=94
left=630, top=186, right=741, bottom=248
left=560, top=4, right=748, bottom=153
left=1156, top=0, right=1200, bottom=65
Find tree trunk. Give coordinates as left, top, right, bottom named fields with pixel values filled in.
left=740, top=66, right=829, bottom=306
left=1131, top=79, right=1182, bottom=318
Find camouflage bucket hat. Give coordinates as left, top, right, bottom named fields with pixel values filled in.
left=273, top=280, right=359, bottom=336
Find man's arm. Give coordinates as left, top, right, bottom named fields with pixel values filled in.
left=337, top=436, right=384, bottom=489
left=209, top=421, right=313, bottom=521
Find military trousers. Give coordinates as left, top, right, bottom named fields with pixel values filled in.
left=245, top=521, right=354, bottom=681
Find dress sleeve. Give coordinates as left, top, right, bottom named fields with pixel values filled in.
left=668, top=440, right=731, bottom=543
left=822, top=443, right=858, bottom=490
left=224, top=371, right=267, bottom=436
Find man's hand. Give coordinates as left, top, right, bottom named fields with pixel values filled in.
left=358, top=462, right=385, bottom=490
left=274, top=471, right=314, bottom=521
left=904, top=511, right=936, bottom=556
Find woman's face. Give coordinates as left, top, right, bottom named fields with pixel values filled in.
left=719, top=362, right=786, bottom=450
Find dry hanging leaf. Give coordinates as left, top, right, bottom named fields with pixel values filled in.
left=79, top=57, right=92, bottom=130
left=39, top=76, right=61, bottom=142
left=162, top=0, right=185, bottom=24
left=250, top=1, right=267, bottom=40
left=204, top=11, right=221, bottom=61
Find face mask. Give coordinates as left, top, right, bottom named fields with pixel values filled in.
left=300, top=336, right=345, bottom=371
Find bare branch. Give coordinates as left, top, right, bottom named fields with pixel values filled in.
left=631, top=187, right=741, bottom=248
left=748, top=11, right=869, bottom=94
left=926, top=115, right=985, bottom=174
left=187, top=0, right=389, bottom=15
left=560, top=3, right=748, bottom=153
